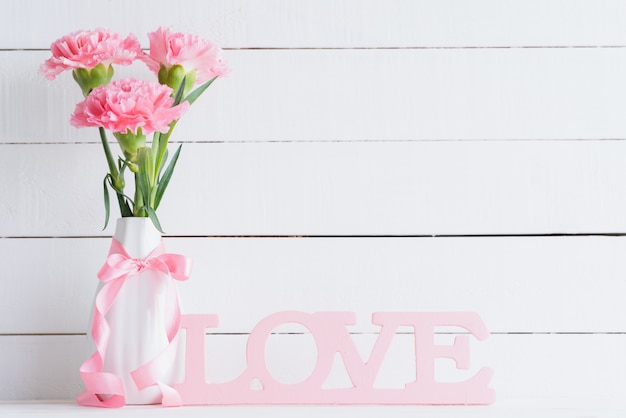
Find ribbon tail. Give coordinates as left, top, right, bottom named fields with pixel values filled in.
left=77, top=351, right=125, bottom=407
left=77, top=276, right=129, bottom=408
left=76, top=391, right=125, bottom=408
left=157, top=382, right=183, bottom=407
left=130, top=277, right=183, bottom=406
left=130, top=333, right=182, bottom=406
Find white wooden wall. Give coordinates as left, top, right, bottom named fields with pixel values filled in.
left=2, top=0, right=626, bottom=412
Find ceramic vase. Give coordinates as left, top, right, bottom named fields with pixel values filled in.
left=93, top=217, right=182, bottom=404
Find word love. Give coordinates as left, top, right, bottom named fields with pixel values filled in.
left=175, top=311, right=495, bottom=405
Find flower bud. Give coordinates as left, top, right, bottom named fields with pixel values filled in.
left=72, top=63, right=114, bottom=96
left=114, top=130, right=147, bottom=171
left=158, top=64, right=196, bottom=97
left=157, top=64, right=170, bottom=86
left=112, top=175, right=125, bottom=191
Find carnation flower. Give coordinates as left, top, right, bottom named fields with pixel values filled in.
left=142, top=27, right=229, bottom=93
left=38, top=29, right=142, bottom=80
left=71, top=78, right=189, bottom=135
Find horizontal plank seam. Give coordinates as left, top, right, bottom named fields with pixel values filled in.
left=3, top=138, right=626, bottom=145
left=2, top=233, right=626, bottom=239
left=238, top=45, right=626, bottom=50
left=6, top=45, right=626, bottom=52
left=2, top=332, right=625, bottom=337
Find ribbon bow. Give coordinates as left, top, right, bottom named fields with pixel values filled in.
left=77, top=238, right=191, bottom=408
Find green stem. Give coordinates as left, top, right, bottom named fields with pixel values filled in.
left=133, top=172, right=145, bottom=217
left=99, top=127, right=119, bottom=181
left=99, top=127, right=130, bottom=217
left=155, top=120, right=178, bottom=177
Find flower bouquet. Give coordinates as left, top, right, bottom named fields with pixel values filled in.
left=40, top=28, right=228, bottom=407
left=40, top=27, right=229, bottom=231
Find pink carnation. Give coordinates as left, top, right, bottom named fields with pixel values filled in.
left=142, top=27, right=230, bottom=83
left=70, top=78, right=190, bottom=135
left=39, top=29, right=142, bottom=80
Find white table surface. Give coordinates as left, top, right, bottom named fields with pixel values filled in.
left=1, top=401, right=624, bottom=418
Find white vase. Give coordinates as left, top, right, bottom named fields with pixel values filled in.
left=93, top=217, right=183, bottom=404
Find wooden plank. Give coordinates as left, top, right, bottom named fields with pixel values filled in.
left=0, top=336, right=86, bottom=401
left=1, top=334, right=625, bottom=408
left=6, top=48, right=626, bottom=143
left=2, top=236, right=625, bottom=334
left=2, top=0, right=626, bottom=49
left=1, top=141, right=626, bottom=237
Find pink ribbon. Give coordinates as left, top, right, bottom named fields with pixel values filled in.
left=77, top=238, right=191, bottom=408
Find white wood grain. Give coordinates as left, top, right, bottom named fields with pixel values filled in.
left=1, top=236, right=625, bottom=334
left=1, top=334, right=625, bottom=408
left=3, top=0, right=624, bottom=407
left=5, top=48, right=626, bottom=143
left=1, top=141, right=625, bottom=237
left=2, top=0, right=626, bottom=49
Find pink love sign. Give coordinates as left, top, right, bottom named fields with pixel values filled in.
left=175, top=311, right=494, bottom=405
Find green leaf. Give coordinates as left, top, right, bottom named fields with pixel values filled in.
left=185, top=76, right=218, bottom=105
left=154, top=144, right=182, bottom=210
left=152, top=132, right=161, bottom=159
left=144, top=148, right=157, bottom=187
left=157, top=148, right=169, bottom=179
left=172, top=75, right=187, bottom=106
left=135, top=167, right=150, bottom=209
left=146, top=207, right=164, bottom=233
left=117, top=193, right=133, bottom=217
left=102, top=175, right=111, bottom=230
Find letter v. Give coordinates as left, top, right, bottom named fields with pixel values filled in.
left=312, top=312, right=399, bottom=390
